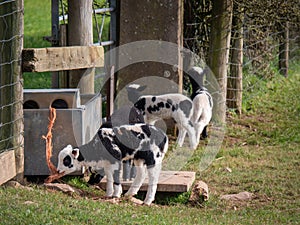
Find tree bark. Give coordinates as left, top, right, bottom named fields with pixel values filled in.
left=207, top=0, right=233, bottom=123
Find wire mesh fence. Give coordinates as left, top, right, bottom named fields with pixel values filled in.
left=184, top=0, right=300, bottom=114
left=0, top=0, right=24, bottom=184
left=0, top=0, right=24, bottom=157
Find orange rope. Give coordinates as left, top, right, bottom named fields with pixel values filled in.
left=42, top=106, right=58, bottom=175
left=42, top=107, right=66, bottom=183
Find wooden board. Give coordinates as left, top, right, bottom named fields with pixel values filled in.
left=22, top=46, right=104, bottom=72
left=0, top=151, right=16, bottom=185
left=99, top=171, right=195, bottom=193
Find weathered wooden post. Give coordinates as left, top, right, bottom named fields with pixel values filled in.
left=117, top=0, right=183, bottom=94
left=68, top=0, right=94, bottom=94
left=0, top=0, right=24, bottom=184
left=116, top=0, right=183, bottom=181
left=227, top=2, right=243, bottom=114
left=208, top=0, right=233, bottom=123
left=50, top=0, right=60, bottom=88
left=279, top=21, right=289, bottom=77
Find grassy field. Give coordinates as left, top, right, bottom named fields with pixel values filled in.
left=1, top=1, right=299, bottom=224
left=1, top=66, right=299, bottom=224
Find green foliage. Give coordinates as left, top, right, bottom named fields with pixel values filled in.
left=24, top=1, right=51, bottom=48
left=23, top=0, right=52, bottom=88
left=23, top=0, right=110, bottom=89
left=64, top=176, right=90, bottom=190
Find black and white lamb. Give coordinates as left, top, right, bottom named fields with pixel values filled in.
left=186, top=66, right=213, bottom=141
left=100, top=105, right=144, bottom=129
left=182, top=49, right=213, bottom=141
left=191, top=87, right=213, bottom=141
left=100, top=105, right=145, bottom=182
left=126, top=84, right=198, bottom=150
left=56, top=123, right=168, bottom=205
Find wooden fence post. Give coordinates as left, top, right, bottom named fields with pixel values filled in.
left=117, top=0, right=183, bottom=93
left=68, top=0, right=94, bottom=94
left=227, top=3, right=243, bottom=114
left=0, top=0, right=24, bottom=184
left=208, top=0, right=233, bottom=123
left=279, top=21, right=289, bottom=77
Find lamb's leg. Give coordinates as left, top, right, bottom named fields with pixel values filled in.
left=123, top=159, right=136, bottom=181
left=176, top=125, right=186, bottom=147
left=105, top=163, right=122, bottom=198
left=122, top=160, right=131, bottom=181
left=196, top=113, right=211, bottom=141
left=191, top=106, right=203, bottom=144
left=143, top=163, right=161, bottom=205
left=112, top=164, right=122, bottom=198
left=195, top=122, right=206, bottom=143
left=130, top=164, right=136, bottom=180
left=183, top=121, right=198, bottom=150
left=201, top=125, right=208, bottom=139
left=125, top=164, right=147, bottom=197
left=104, top=169, right=114, bottom=197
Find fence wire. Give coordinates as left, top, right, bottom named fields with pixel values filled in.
left=0, top=0, right=24, bottom=154
left=184, top=0, right=300, bottom=113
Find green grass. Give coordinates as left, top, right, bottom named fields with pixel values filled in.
left=1, top=67, right=299, bottom=224
left=5, top=0, right=299, bottom=224
left=23, top=0, right=109, bottom=89
left=23, top=0, right=52, bottom=88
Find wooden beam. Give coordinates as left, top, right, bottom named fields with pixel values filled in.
left=0, top=151, right=17, bottom=185
left=99, top=171, right=196, bottom=193
left=22, top=46, right=104, bottom=72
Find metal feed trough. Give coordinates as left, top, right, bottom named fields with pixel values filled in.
left=23, top=89, right=102, bottom=176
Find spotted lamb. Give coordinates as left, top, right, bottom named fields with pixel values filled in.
left=126, top=84, right=198, bottom=150
left=186, top=67, right=213, bottom=141
left=56, top=123, right=168, bottom=205
left=100, top=105, right=145, bottom=181
left=190, top=87, right=213, bottom=142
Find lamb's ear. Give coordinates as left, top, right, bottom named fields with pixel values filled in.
left=126, top=84, right=147, bottom=91
left=137, top=85, right=147, bottom=92
left=77, top=151, right=85, bottom=162
left=71, top=148, right=84, bottom=161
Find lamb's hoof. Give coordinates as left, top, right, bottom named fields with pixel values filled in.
left=200, top=134, right=208, bottom=140
left=112, top=195, right=121, bottom=198
left=191, top=144, right=198, bottom=150
left=102, top=196, right=113, bottom=200
left=143, top=199, right=155, bottom=206
left=142, top=202, right=152, bottom=206
left=177, top=143, right=183, bottom=148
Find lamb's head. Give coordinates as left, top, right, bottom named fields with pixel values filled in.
left=57, top=144, right=84, bottom=175
left=126, top=84, right=147, bottom=103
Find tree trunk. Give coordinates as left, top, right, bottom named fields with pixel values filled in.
left=227, top=3, right=243, bottom=114
left=68, top=0, right=94, bottom=94
left=0, top=0, right=24, bottom=182
left=279, top=21, right=289, bottom=77
left=207, top=0, right=233, bottom=123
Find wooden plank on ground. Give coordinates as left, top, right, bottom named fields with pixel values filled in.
left=22, top=46, right=104, bottom=72
left=0, top=151, right=16, bottom=185
left=99, top=171, right=196, bottom=193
